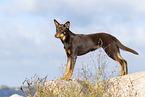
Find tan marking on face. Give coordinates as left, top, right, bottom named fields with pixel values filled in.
left=61, top=36, right=66, bottom=41
left=67, top=49, right=71, bottom=54
left=55, top=33, right=60, bottom=38
left=55, top=33, right=66, bottom=40
left=59, top=33, right=65, bottom=40
left=59, top=33, right=64, bottom=37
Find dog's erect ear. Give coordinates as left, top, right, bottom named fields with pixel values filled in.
left=65, top=21, right=70, bottom=29
left=54, top=19, right=59, bottom=27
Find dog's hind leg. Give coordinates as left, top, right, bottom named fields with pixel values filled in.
left=116, top=52, right=128, bottom=75
left=103, top=43, right=128, bottom=76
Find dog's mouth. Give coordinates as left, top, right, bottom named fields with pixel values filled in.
left=55, top=33, right=66, bottom=40
left=55, top=33, right=63, bottom=38
left=55, top=34, right=59, bottom=38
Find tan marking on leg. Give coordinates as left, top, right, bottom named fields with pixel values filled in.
left=65, top=58, right=71, bottom=75
left=64, top=49, right=71, bottom=55
left=63, top=63, right=75, bottom=81
left=61, top=56, right=76, bottom=81
left=117, top=52, right=123, bottom=60
left=117, top=52, right=126, bottom=75
left=116, top=60, right=124, bottom=76
left=64, top=49, right=67, bottom=55
left=60, top=58, right=71, bottom=79
left=123, top=61, right=128, bottom=75
left=117, top=52, right=128, bottom=75
left=124, top=63, right=127, bottom=75
left=65, top=69, right=74, bottom=81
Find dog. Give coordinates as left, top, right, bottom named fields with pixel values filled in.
left=54, top=19, right=139, bottom=81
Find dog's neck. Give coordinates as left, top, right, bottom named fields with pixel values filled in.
left=61, top=30, right=75, bottom=50
left=60, top=30, right=74, bottom=42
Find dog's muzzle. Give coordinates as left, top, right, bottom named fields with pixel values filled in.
left=55, top=33, right=64, bottom=38
left=55, top=33, right=66, bottom=40
left=55, top=33, right=59, bottom=38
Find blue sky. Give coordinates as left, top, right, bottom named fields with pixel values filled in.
left=0, top=0, right=145, bottom=87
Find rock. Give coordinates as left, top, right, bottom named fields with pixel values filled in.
left=34, top=79, right=92, bottom=97
left=10, top=94, right=23, bottom=97
left=101, top=71, right=145, bottom=97
left=34, top=71, right=145, bottom=97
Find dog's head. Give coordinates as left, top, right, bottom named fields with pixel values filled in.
left=54, top=19, right=70, bottom=41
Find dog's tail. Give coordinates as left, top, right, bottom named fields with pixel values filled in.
left=112, top=36, right=139, bottom=55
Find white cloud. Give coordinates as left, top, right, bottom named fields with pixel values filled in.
left=11, top=0, right=35, bottom=12
left=0, top=0, right=145, bottom=87
left=1, top=0, right=144, bottom=61
left=133, top=26, right=145, bottom=46
left=10, top=0, right=62, bottom=14
left=0, top=0, right=143, bottom=18
left=0, top=5, right=14, bottom=14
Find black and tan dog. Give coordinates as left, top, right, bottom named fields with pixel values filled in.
left=54, top=19, right=139, bottom=81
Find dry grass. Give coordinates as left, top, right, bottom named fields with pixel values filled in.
left=21, top=49, right=135, bottom=97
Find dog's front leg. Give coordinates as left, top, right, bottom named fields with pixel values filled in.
left=60, top=57, right=71, bottom=79
left=60, top=56, right=77, bottom=81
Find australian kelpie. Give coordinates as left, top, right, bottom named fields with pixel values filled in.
left=54, top=19, right=139, bottom=81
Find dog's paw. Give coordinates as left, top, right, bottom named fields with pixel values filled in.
left=60, top=76, right=70, bottom=81
left=60, top=76, right=65, bottom=79
left=119, top=71, right=125, bottom=76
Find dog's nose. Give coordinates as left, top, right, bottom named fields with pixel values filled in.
left=55, top=33, right=59, bottom=38
left=55, top=34, right=57, bottom=38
